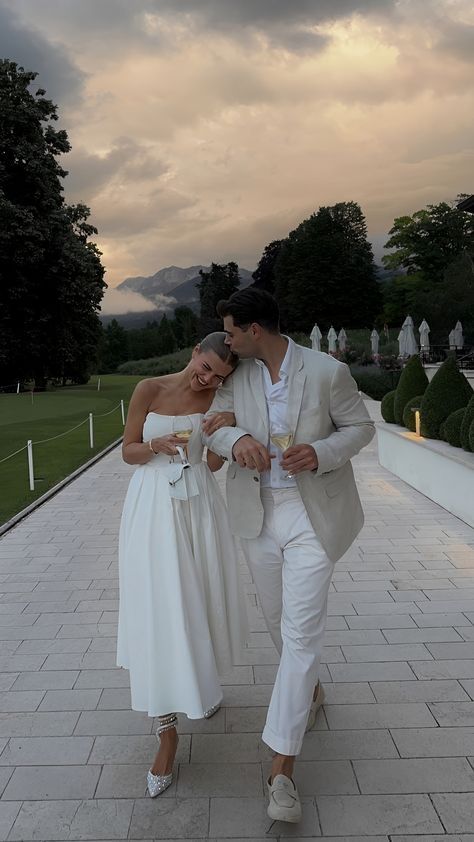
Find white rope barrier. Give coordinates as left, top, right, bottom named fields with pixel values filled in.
left=0, top=444, right=28, bottom=464
left=1, top=399, right=126, bottom=493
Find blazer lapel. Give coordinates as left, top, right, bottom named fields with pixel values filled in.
left=286, top=344, right=306, bottom=435
left=250, top=362, right=269, bottom=433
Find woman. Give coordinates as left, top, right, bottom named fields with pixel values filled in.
left=117, top=332, right=248, bottom=797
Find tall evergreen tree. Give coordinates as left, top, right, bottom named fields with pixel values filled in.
left=0, top=60, right=105, bottom=385
left=172, top=305, right=198, bottom=348
left=100, top=319, right=129, bottom=373
left=197, top=261, right=240, bottom=334
left=252, top=240, right=283, bottom=293
left=274, top=201, right=380, bottom=332
left=156, top=314, right=177, bottom=355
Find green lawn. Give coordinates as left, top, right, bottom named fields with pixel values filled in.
left=0, top=375, right=141, bottom=526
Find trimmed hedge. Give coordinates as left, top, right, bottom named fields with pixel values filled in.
left=381, top=390, right=396, bottom=423
left=470, top=418, right=474, bottom=452
left=439, top=418, right=447, bottom=440
left=350, top=366, right=400, bottom=400
left=420, top=357, right=472, bottom=439
left=402, top=395, right=424, bottom=432
left=394, top=355, right=429, bottom=425
left=461, top=394, right=474, bottom=452
left=443, top=408, right=466, bottom=448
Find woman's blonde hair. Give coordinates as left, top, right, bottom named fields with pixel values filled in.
left=199, top=332, right=239, bottom=370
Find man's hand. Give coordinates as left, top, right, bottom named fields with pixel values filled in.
left=281, top=443, right=318, bottom=475
left=232, top=435, right=272, bottom=472
left=201, top=412, right=236, bottom=435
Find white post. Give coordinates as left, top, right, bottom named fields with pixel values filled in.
left=97, top=378, right=101, bottom=391
left=89, top=413, right=94, bottom=449
left=16, top=382, right=20, bottom=394
left=120, top=399, right=125, bottom=425
left=27, top=440, right=34, bottom=491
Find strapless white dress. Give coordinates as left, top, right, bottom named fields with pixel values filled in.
left=117, top=412, right=248, bottom=718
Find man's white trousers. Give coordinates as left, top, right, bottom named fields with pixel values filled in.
left=240, top=487, right=334, bottom=756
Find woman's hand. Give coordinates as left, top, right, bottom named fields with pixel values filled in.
left=202, top=412, right=236, bottom=435
left=149, top=434, right=183, bottom=456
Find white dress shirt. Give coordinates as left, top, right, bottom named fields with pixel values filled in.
left=257, top=339, right=297, bottom=489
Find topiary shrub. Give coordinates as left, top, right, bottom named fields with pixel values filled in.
left=420, top=357, right=473, bottom=439
left=402, top=395, right=424, bottom=432
left=381, top=390, right=396, bottom=423
left=460, top=394, right=474, bottom=452
left=443, top=408, right=466, bottom=448
left=394, top=355, right=429, bottom=425
left=439, top=419, right=447, bottom=440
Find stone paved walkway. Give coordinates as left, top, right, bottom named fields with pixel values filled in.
left=1, top=401, right=474, bottom=840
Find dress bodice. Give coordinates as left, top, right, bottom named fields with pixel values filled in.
left=142, top=412, right=204, bottom=465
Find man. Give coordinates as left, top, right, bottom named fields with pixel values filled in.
left=202, top=288, right=375, bottom=823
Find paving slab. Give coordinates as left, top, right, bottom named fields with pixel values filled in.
left=1, top=399, right=474, bottom=839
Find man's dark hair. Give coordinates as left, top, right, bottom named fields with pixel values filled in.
left=216, top=288, right=280, bottom=333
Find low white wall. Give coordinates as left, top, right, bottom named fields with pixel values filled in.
left=377, top=422, right=474, bottom=528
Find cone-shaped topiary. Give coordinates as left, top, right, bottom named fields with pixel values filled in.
left=439, top=418, right=447, bottom=440
left=461, top=394, right=474, bottom=452
left=394, top=355, right=429, bottom=425
left=402, top=395, right=424, bottom=432
left=443, top=408, right=466, bottom=448
left=420, top=357, right=473, bottom=439
left=381, top=390, right=396, bottom=423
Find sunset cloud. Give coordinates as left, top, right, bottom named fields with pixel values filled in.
left=1, top=0, right=472, bottom=286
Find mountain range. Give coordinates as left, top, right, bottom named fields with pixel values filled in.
left=101, top=264, right=254, bottom=327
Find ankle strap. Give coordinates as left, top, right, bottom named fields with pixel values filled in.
left=157, top=713, right=177, bottom=735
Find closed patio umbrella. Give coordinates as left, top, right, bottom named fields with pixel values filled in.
left=453, top=321, right=464, bottom=349
left=310, top=323, right=322, bottom=352
left=449, top=329, right=456, bottom=350
left=400, top=315, right=418, bottom=357
left=371, top=329, right=379, bottom=356
left=419, top=319, right=430, bottom=351
left=327, top=326, right=337, bottom=354
left=338, top=328, right=347, bottom=352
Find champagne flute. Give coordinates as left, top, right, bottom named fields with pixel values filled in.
left=172, top=416, right=193, bottom=462
left=270, top=425, right=294, bottom=479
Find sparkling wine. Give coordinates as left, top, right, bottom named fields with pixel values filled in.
left=270, top=433, right=293, bottom=451
left=175, top=429, right=193, bottom=442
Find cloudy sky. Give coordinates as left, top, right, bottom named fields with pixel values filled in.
left=1, top=0, right=473, bottom=311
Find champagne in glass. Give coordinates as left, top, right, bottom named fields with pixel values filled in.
left=172, top=416, right=193, bottom=460
left=270, top=426, right=294, bottom=479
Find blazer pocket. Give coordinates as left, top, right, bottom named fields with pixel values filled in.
left=325, top=480, right=343, bottom=498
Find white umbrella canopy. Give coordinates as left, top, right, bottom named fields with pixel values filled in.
left=419, top=319, right=430, bottom=351
left=453, top=320, right=464, bottom=349
left=400, top=315, right=418, bottom=357
left=338, top=328, right=347, bottom=351
left=370, top=329, right=380, bottom=355
left=398, top=328, right=407, bottom=358
left=310, top=323, right=322, bottom=351
left=327, top=326, right=337, bottom=353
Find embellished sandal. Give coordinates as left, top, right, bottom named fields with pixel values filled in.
left=147, top=713, right=178, bottom=797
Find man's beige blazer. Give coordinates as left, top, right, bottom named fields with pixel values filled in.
left=204, top=340, right=375, bottom=562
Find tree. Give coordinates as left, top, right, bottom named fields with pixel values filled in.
left=381, top=200, right=474, bottom=339
left=100, top=319, right=129, bottom=373
left=197, top=262, right=240, bottom=335
left=172, top=305, right=198, bottom=348
left=274, top=201, right=381, bottom=332
left=156, top=314, right=177, bottom=356
left=383, top=200, right=474, bottom=281
left=0, top=60, right=105, bottom=386
left=252, top=240, right=283, bottom=293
